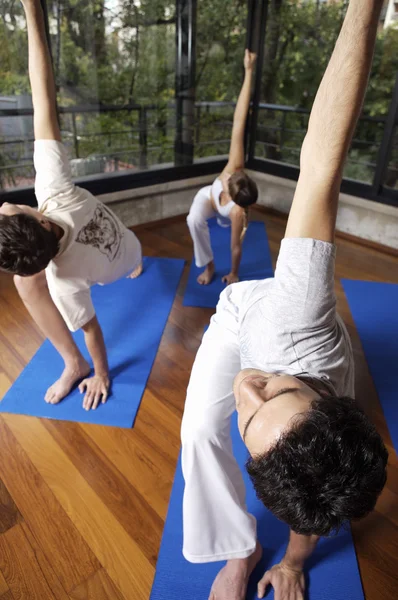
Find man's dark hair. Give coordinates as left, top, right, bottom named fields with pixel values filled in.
left=228, top=171, right=258, bottom=208
left=246, top=396, right=388, bottom=536
left=0, top=213, right=59, bottom=276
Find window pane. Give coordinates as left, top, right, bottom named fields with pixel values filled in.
left=255, top=0, right=398, bottom=186
left=384, top=126, right=398, bottom=190
left=50, top=0, right=176, bottom=176
left=194, top=0, right=247, bottom=162
left=0, top=2, right=33, bottom=191
left=0, top=0, right=177, bottom=190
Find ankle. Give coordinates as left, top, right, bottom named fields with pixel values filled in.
left=65, top=355, right=87, bottom=371
left=225, top=556, right=250, bottom=576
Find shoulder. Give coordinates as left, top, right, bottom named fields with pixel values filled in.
left=230, top=204, right=244, bottom=221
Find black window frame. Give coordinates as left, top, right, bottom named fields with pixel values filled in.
left=0, top=0, right=396, bottom=208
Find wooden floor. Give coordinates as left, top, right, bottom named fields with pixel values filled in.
left=0, top=207, right=397, bottom=600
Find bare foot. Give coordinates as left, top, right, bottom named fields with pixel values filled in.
left=209, top=542, right=262, bottom=600
left=127, top=261, right=143, bottom=279
left=197, top=262, right=215, bottom=285
left=45, top=359, right=91, bottom=404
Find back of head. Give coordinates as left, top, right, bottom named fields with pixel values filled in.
left=228, top=171, right=258, bottom=208
left=0, top=213, right=59, bottom=276
left=246, top=395, right=388, bottom=536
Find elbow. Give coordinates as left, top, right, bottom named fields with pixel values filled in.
left=300, top=133, right=343, bottom=181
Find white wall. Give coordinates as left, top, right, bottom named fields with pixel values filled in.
left=98, top=170, right=398, bottom=250
left=384, top=0, right=398, bottom=28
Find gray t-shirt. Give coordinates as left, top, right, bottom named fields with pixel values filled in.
left=225, top=238, right=354, bottom=397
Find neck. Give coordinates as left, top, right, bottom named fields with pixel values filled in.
left=297, top=375, right=333, bottom=398
left=50, top=220, right=64, bottom=241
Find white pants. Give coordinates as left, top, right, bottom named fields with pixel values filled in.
left=187, top=186, right=231, bottom=268
left=186, top=186, right=216, bottom=268
left=181, top=287, right=257, bottom=563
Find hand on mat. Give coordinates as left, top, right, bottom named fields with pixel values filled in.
left=257, top=562, right=305, bottom=600
left=79, top=373, right=110, bottom=411
left=222, top=272, right=239, bottom=286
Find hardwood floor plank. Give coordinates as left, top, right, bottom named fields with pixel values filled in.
left=69, top=569, right=124, bottom=600
left=0, top=211, right=397, bottom=599
left=134, top=388, right=182, bottom=454
left=19, top=522, right=70, bottom=600
left=0, top=570, right=9, bottom=596
left=2, top=416, right=154, bottom=600
left=0, top=295, right=43, bottom=361
left=81, top=422, right=174, bottom=520
left=0, top=416, right=99, bottom=592
left=0, top=524, right=57, bottom=599
left=0, top=372, right=12, bottom=399
left=352, top=511, right=398, bottom=599
left=0, top=337, right=25, bottom=385
left=43, top=420, right=163, bottom=566
left=0, top=479, right=23, bottom=534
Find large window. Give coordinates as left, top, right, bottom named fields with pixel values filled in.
left=0, top=1, right=32, bottom=190
left=1, top=0, right=397, bottom=207
left=0, top=0, right=177, bottom=190
left=48, top=0, right=176, bottom=175
left=254, top=0, right=398, bottom=187
left=193, top=0, right=248, bottom=161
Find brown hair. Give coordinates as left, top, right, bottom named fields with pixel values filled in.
left=228, top=171, right=258, bottom=208
left=0, top=213, right=59, bottom=276
left=228, top=171, right=258, bottom=240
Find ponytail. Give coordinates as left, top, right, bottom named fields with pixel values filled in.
left=240, top=207, right=249, bottom=242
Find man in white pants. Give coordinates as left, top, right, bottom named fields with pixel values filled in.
left=181, top=2, right=388, bottom=599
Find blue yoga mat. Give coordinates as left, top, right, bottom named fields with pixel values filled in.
left=0, top=257, right=184, bottom=428
left=150, top=415, right=364, bottom=600
left=183, top=219, right=274, bottom=308
left=342, top=279, right=398, bottom=454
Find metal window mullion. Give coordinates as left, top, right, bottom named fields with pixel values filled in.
left=371, top=71, right=398, bottom=197
left=174, top=0, right=197, bottom=167
left=247, top=0, right=269, bottom=164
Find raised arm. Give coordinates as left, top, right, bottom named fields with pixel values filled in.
left=22, top=0, right=61, bottom=141
left=222, top=49, right=257, bottom=175
left=285, top=0, right=383, bottom=242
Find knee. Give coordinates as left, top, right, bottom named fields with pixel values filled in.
left=181, top=413, right=223, bottom=446
left=187, top=211, right=205, bottom=231
left=14, top=271, right=47, bottom=302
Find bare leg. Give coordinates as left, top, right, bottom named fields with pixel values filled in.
left=285, top=0, right=384, bottom=242
left=209, top=542, right=262, bottom=600
left=197, top=260, right=215, bottom=285
left=14, top=272, right=90, bottom=403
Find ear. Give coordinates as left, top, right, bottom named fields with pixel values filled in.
left=40, top=219, right=52, bottom=232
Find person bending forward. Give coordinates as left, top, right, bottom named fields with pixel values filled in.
left=181, top=1, right=388, bottom=599
left=0, top=0, right=143, bottom=410
left=187, top=50, right=258, bottom=286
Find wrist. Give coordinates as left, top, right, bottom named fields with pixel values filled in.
left=280, top=557, right=304, bottom=574
left=94, top=369, right=109, bottom=378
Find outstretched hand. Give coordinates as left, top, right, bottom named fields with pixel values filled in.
left=244, top=48, right=257, bottom=71
left=257, top=562, right=305, bottom=600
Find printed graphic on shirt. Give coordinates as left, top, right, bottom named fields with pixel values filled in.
left=76, top=204, right=123, bottom=262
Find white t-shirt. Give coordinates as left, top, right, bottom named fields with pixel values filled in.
left=34, top=140, right=142, bottom=331
left=215, top=238, right=355, bottom=398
